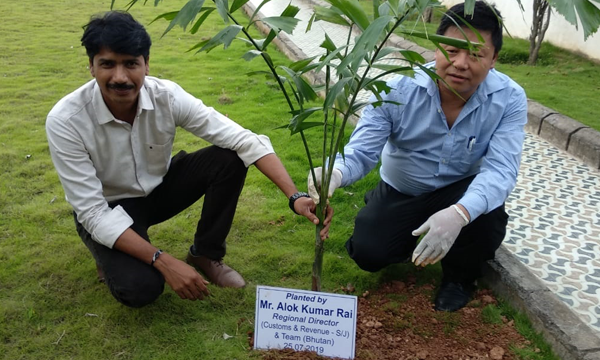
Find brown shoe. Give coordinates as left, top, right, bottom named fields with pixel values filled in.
left=186, top=252, right=246, bottom=288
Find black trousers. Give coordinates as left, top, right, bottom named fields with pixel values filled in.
left=75, top=146, right=248, bottom=307
left=345, top=176, right=508, bottom=283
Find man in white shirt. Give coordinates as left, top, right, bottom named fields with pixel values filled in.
left=46, top=11, right=331, bottom=308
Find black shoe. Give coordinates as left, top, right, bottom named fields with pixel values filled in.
left=434, top=281, right=475, bottom=312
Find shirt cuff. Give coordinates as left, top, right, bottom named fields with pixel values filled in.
left=457, top=192, right=487, bottom=223
left=91, top=205, right=134, bottom=248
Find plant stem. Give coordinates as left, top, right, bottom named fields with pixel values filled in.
left=312, top=204, right=325, bottom=291
left=325, top=16, right=407, bottom=180
left=228, top=13, right=318, bottom=182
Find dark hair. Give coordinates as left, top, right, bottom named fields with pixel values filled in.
left=81, top=11, right=152, bottom=62
left=436, top=1, right=503, bottom=54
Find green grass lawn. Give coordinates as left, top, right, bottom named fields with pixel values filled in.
left=0, top=0, right=559, bottom=359
left=0, top=1, right=385, bottom=358
left=359, top=1, right=600, bottom=131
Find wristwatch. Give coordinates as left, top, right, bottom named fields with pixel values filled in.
left=288, top=192, right=310, bottom=215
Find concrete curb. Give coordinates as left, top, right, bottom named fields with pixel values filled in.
left=242, top=2, right=600, bottom=358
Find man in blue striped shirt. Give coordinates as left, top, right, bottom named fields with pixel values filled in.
left=309, top=1, right=527, bottom=311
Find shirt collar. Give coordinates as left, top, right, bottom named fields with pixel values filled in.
left=92, top=80, right=154, bottom=125
left=138, top=81, right=154, bottom=113
left=414, top=62, right=439, bottom=97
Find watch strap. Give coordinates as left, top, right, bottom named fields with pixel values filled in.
left=288, top=192, right=310, bottom=215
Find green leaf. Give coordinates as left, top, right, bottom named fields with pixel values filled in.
left=314, top=5, right=350, bottom=27
left=546, top=0, right=600, bottom=40
left=338, top=15, right=392, bottom=72
left=288, top=122, right=324, bottom=135
left=249, top=0, right=272, bottom=24
left=320, top=33, right=338, bottom=52
left=189, top=8, right=216, bottom=34
left=279, top=66, right=318, bottom=104
left=413, top=63, right=444, bottom=87
left=260, top=31, right=277, bottom=51
left=192, top=24, right=242, bottom=53
left=149, top=11, right=179, bottom=25
left=261, top=50, right=275, bottom=68
left=306, top=12, right=317, bottom=32
left=229, top=0, right=249, bottom=13
left=373, top=0, right=381, bottom=18
left=163, top=0, right=206, bottom=36
left=350, top=101, right=369, bottom=114
left=373, top=46, right=401, bottom=62
left=287, top=107, right=324, bottom=135
left=370, top=100, right=402, bottom=108
left=364, top=79, right=392, bottom=95
left=371, top=63, right=413, bottom=72
left=315, top=45, right=348, bottom=73
left=368, top=65, right=414, bottom=82
left=401, top=30, right=477, bottom=50
left=288, top=56, right=319, bottom=72
left=463, top=0, right=475, bottom=16
left=398, top=49, right=426, bottom=64
left=242, top=49, right=262, bottom=61
left=243, top=38, right=262, bottom=47
left=378, top=0, right=403, bottom=17
left=323, top=78, right=352, bottom=110
left=327, top=0, right=370, bottom=31
left=280, top=3, right=300, bottom=18
left=260, top=16, right=300, bottom=33
left=215, top=0, right=230, bottom=23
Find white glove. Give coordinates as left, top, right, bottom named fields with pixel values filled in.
left=307, top=167, right=342, bottom=204
left=411, top=205, right=469, bottom=266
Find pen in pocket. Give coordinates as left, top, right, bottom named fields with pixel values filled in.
left=467, top=136, right=476, bottom=151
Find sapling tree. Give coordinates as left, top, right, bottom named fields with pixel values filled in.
left=116, top=0, right=482, bottom=291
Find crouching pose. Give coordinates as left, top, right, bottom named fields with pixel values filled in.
left=47, top=11, right=331, bottom=307
left=309, top=2, right=526, bottom=311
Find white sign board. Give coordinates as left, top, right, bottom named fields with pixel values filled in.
left=254, top=285, right=357, bottom=359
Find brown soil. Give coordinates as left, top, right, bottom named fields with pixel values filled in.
left=252, top=277, right=537, bottom=360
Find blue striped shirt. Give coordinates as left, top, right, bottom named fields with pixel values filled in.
left=334, top=65, right=527, bottom=221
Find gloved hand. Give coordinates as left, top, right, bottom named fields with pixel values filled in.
left=307, top=167, right=342, bottom=204
left=411, top=205, right=469, bottom=266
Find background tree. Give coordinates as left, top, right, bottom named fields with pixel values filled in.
left=509, top=0, right=600, bottom=65
left=528, top=0, right=551, bottom=64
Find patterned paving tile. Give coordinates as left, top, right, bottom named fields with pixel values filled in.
left=506, top=133, right=600, bottom=335
left=250, top=0, right=600, bottom=337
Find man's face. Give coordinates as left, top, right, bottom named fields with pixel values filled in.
left=435, top=26, right=497, bottom=100
left=89, top=47, right=149, bottom=116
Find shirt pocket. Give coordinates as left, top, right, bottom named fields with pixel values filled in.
left=143, top=142, right=171, bottom=175
left=456, top=141, right=487, bottom=173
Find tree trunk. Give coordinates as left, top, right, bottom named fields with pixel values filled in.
left=423, top=7, right=433, bottom=23
left=528, top=0, right=551, bottom=65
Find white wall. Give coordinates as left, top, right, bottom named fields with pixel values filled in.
left=439, top=0, right=600, bottom=61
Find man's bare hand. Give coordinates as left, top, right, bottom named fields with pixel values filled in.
left=293, top=197, right=334, bottom=240
left=153, top=252, right=210, bottom=300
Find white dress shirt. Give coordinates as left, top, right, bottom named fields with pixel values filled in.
left=46, top=76, right=274, bottom=248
